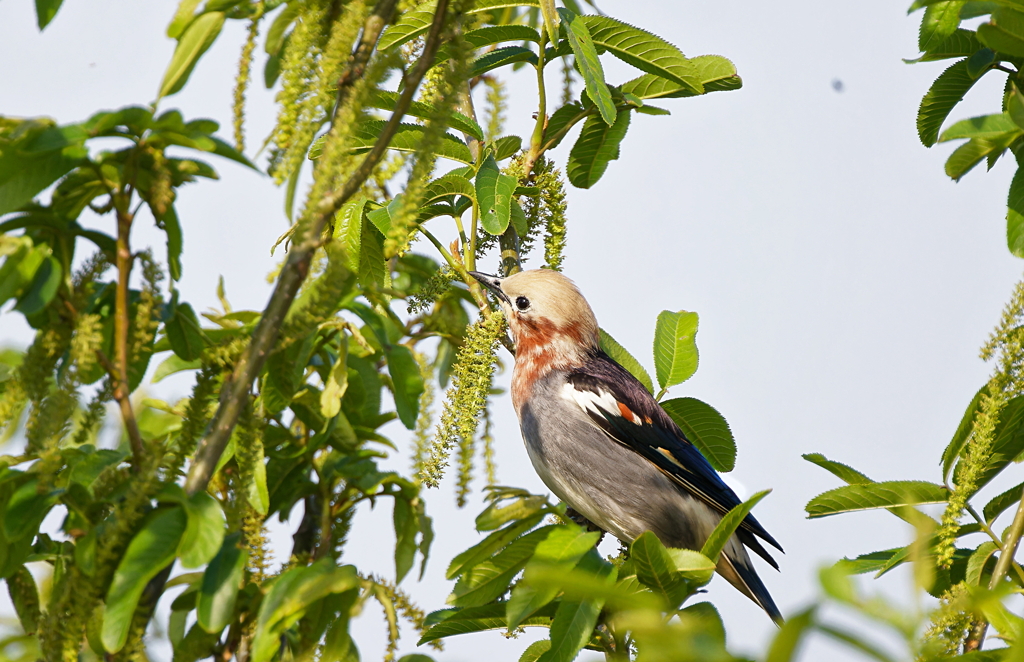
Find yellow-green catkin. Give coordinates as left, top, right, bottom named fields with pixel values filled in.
left=920, top=583, right=973, bottom=658
left=537, top=158, right=568, bottom=271
left=938, top=279, right=1024, bottom=566
left=130, top=251, right=164, bottom=378
left=373, top=575, right=442, bottom=653
left=233, top=2, right=264, bottom=152
left=482, top=75, right=507, bottom=141
left=242, top=508, right=272, bottom=585
left=269, top=0, right=369, bottom=185
left=411, top=352, right=436, bottom=478
left=421, top=311, right=504, bottom=488
left=481, top=405, right=497, bottom=487
left=385, top=54, right=470, bottom=258
left=235, top=400, right=267, bottom=514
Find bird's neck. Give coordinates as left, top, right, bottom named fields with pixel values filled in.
left=510, top=320, right=597, bottom=412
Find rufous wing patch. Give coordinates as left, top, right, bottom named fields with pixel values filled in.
left=617, top=401, right=641, bottom=424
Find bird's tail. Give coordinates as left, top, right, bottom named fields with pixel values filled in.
left=716, top=552, right=784, bottom=625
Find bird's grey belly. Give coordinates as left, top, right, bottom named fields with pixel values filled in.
left=518, top=397, right=720, bottom=551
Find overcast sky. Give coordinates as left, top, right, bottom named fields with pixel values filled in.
left=3, top=1, right=1023, bottom=660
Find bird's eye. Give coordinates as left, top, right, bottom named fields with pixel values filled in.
left=515, top=296, right=530, bottom=311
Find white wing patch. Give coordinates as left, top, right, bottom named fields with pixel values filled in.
left=561, top=382, right=642, bottom=424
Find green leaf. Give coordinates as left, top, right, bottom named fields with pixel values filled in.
left=450, top=528, right=552, bottom=608
left=701, top=490, right=770, bottom=563
left=387, top=344, right=424, bottom=429
left=940, top=113, right=1021, bottom=141
left=393, top=497, right=418, bottom=583
left=630, top=531, right=691, bottom=607
left=943, top=386, right=987, bottom=481
left=470, top=46, right=539, bottom=77
left=4, top=478, right=57, bottom=541
left=437, top=25, right=542, bottom=63
left=476, top=494, right=549, bottom=531
left=0, top=241, right=46, bottom=308
left=197, top=533, right=248, bottom=634
left=378, top=0, right=542, bottom=52
left=1009, top=84, right=1024, bottom=130
left=537, top=553, right=613, bottom=662
left=803, top=453, right=873, bottom=484
left=321, top=341, right=349, bottom=420
left=945, top=133, right=1019, bottom=181
left=476, top=156, right=518, bottom=235
left=7, top=565, right=40, bottom=635
left=1009, top=166, right=1024, bottom=257
left=978, top=8, right=1024, bottom=58
left=909, top=28, right=983, bottom=62
left=178, top=491, right=225, bottom=568
left=983, top=480, right=1024, bottom=522
left=250, top=560, right=360, bottom=662
left=103, top=507, right=188, bottom=652
left=558, top=8, right=616, bottom=126
left=581, top=16, right=702, bottom=94
left=159, top=12, right=226, bottom=99
left=621, top=54, right=740, bottom=100
left=520, top=641, right=552, bottom=662
left=967, top=47, right=997, bottom=78
left=833, top=549, right=905, bottom=575
left=378, top=3, right=438, bottom=51
left=918, top=59, right=979, bottom=147
left=334, top=197, right=366, bottom=272
left=805, top=481, right=948, bottom=519
left=653, top=310, right=699, bottom=392
left=14, top=255, right=60, bottom=315
left=351, top=121, right=473, bottom=164
left=661, top=397, right=736, bottom=472
left=153, top=354, right=202, bottom=383
left=966, top=541, right=998, bottom=586
left=367, top=89, right=484, bottom=141
left=766, top=606, right=816, bottom=662
left=507, top=526, right=600, bottom=629
left=493, top=135, right=523, bottom=161
left=447, top=515, right=548, bottom=579
left=920, top=1, right=968, bottom=52
left=167, top=0, right=202, bottom=38
left=418, top=602, right=558, bottom=645
left=566, top=109, right=631, bottom=189
left=0, top=146, right=87, bottom=216
left=165, top=301, right=207, bottom=361
left=34, top=0, right=65, bottom=29
left=598, top=328, right=654, bottom=394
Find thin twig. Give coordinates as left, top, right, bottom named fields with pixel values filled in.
left=113, top=204, right=144, bottom=466
left=184, top=0, right=454, bottom=498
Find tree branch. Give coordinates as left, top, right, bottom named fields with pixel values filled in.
left=184, top=0, right=454, bottom=498
left=113, top=204, right=144, bottom=466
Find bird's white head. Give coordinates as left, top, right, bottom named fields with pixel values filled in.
left=471, top=269, right=599, bottom=405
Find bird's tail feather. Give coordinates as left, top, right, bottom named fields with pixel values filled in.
left=717, top=553, right=784, bottom=625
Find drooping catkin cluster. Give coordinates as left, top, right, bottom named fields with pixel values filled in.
left=371, top=575, right=442, bottom=655
left=235, top=399, right=268, bottom=514
left=129, top=251, right=165, bottom=379
left=937, top=278, right=1024, bottom=566
left=420, top=311, right=504, bottom=488
left=411, top=351, right=436, bottom=478
left=268, top=0, right=370, bottom=184
left=406, top=264, right=456, bottom=314
left=233, top=2, right=265, bottom=152
left=497, top=155, right=568, bottom=270
left=920, top=583, right=974, bottom=658
left=384, top=35, right=473, bottom=259
left=482, top=75, right=507, bottom=141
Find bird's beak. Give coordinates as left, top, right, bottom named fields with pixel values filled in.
left=469, top=271, right=510, bottom=305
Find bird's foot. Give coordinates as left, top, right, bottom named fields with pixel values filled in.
left=564, top=507, right=606, bottom=545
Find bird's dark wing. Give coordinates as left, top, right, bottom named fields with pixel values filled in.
left=565, top=351, right=782, bottom=555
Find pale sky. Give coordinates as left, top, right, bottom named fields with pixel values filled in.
left=2, top=1, right=1023, bottom=660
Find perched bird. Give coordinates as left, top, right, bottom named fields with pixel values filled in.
left=469, top=269, right=783, bottom=623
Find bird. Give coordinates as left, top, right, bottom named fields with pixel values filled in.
left=468, top=268, right=783, bottom=623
